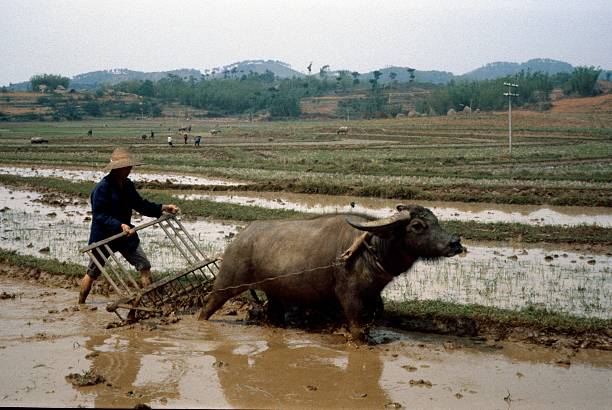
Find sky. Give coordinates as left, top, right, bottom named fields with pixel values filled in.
left=1, top=0, right=611, bottom=86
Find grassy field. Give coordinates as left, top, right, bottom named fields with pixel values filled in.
left=0, top=110, right=611, bottom=206
left=1, top=110, right=610, bottom=340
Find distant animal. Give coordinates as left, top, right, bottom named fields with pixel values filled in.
left=30, top=137, right=48, bottom=144
left=336, top=126, right=349, bottom=135
left=141, top=134, right=147, bottom=140
left=179, top=125, right=192, bottom=132
left=197, top=204, right=464, bottom=341
left=210, top=129, right=220, bottom=135
left=87, top=129, right=93, bottom=136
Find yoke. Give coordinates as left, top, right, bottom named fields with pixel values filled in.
left=80, top=213, right=219, bottom=321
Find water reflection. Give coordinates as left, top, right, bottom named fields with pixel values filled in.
left=85, top=320, right=389, bottom=408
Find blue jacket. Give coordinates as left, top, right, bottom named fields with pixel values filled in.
left=88, top=174, right=162, bottom=252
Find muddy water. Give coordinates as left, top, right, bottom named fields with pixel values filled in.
left=0, top=165, right=245, bottom=186
left=2, top=185, right=611, bottom=318
left=176, top=191, right=612, bottom=227
left=0, top=185, right=241, bottom=275
left=2, top=164, right=610, bottom=227
left=1, top=277, right=611, bottom=409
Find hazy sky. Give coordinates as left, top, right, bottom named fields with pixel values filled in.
left=1, top=0, right=611, bottom=85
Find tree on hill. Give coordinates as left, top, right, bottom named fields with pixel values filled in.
left=564, top=66, right=602, bottom=97
left=30, top=74, right=70, bottom=92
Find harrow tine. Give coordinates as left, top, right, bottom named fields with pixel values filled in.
left=164, top=217, right=203, bottom=264
left=105, top=244, right=140, bottom=290
left=159, top=220, right=195, bottom=265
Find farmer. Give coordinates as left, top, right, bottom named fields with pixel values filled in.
left=183, top=133, right=188, bottom=144
left=168, top=135, right=173, bottom=146
left=194, top=135, right=201, bottom=147
left=78, top=147, right=180, bottom=304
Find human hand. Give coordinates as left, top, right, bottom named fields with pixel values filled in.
left=121, top=223, right=135, bottom=236
left=162, top=204, right=180, bottom=214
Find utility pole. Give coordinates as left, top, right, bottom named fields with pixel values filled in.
left=503, top=82, right=519, bottom=157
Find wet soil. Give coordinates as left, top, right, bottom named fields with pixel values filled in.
left=1, top=269, right=611, bottom=409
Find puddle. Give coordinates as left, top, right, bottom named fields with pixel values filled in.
left=176, top=191, right=612, bottom=227
left=2, top=185, right=610, bottom=318
left=0, top=165, right=245, bottom=186
left=0, top=277, right=611, bottom=409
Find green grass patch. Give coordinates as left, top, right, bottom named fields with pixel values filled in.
left=0, top=248, right=85, bottom=277
left=384, top=299, right=611, bottom=335
left=442, top=220, right=612, bottom=245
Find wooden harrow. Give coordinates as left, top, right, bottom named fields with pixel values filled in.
left=80, top=213, right=219, bottom=321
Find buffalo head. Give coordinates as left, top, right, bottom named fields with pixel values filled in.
left=346, top=204, right=464, bottom=259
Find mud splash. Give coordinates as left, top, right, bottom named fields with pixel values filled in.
left=0, top=276, right=611, bottom=409
left=176, top=191, right=612, bottom=227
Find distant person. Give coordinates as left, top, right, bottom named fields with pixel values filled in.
left=168, top=135, right=173, bottom=146
left=150, top=131, right=154, bottom=139
left=87, top=129, right=93, bottom=137
left=194, top=135, right=201, bottom=147
left=78, top=148, right=179, bottom=304
left=183, top=133, right=188, bottom=144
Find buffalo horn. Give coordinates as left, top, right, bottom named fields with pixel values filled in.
left=346, top=210, right=412, bottom=233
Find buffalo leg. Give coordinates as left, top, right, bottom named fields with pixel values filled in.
left=338, top=295, right=369, bottom=342
left=197, top=287, right=245, bottom=320
left=266, top=295, right=285, bottom=326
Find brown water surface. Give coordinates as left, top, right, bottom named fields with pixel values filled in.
left=0, top=277, right=611, bottom=409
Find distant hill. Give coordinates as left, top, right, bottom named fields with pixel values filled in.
left=211, top=60, right=304, bottom=79
left=6, top=68, right=204, bottom=91
left=5, top=58, right=609, bottom=90
left=71, top=68, right=203, bottom=89
left=361, top=66, right=455, bottom=85
left=461, top=58, right=574, bottom=81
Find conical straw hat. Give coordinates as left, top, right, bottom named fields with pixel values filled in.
left=104, top=147, right=144, bottom=171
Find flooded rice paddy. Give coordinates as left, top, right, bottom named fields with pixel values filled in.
left=2, top=185, right=610, bottom=319
left=176, top=191, right=612, bottom=228
left=0, top=186, right=240, bottom=277
left=1, top=277, right=611, bottom=409
left=0, top=165, right=245, bottom=186
left=2, top=164, right=610, bottom=227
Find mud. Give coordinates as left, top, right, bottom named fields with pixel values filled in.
left=1, top=274, right=611, bottom=409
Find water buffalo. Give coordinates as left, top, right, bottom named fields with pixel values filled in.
left=337, top=126, right=349, bottom=135
left=197, top=205, right=464, bottom=341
